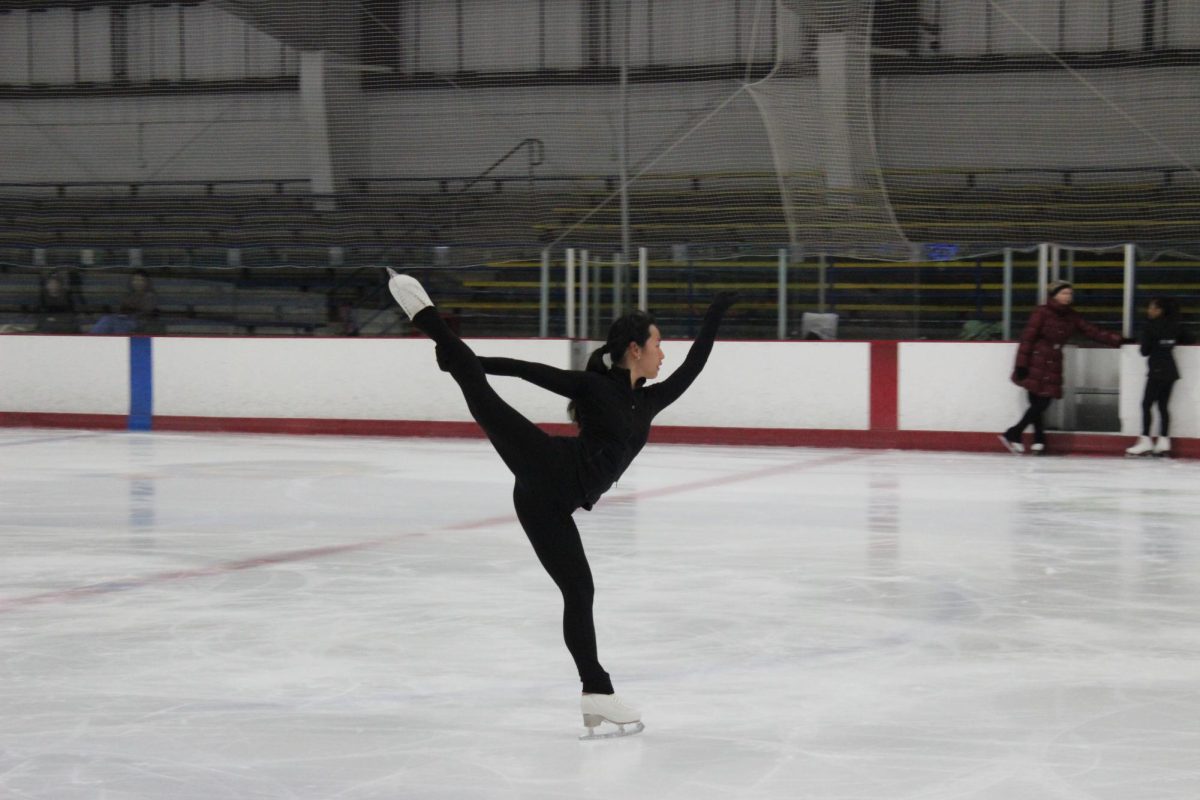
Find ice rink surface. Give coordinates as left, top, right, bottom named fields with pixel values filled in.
left=1, top=429, right=1198, bottom=800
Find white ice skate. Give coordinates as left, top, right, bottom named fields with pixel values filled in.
left=998, top=434, right=1024, bottom=455
left=385, top=268, right=434, bottom=320
left=579, top=693, right=644, bottom=741
left=1029, top=442, right=1045, bottom=455
left=1153, top=436, right=1171, bottom=457
left=1126, top=436, right=1154, bottom=457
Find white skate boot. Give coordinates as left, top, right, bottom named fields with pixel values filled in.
left=385, top=268, right=433, bottom=320
left=1153, top=436, right=1171, bottom=457
left=579, top=693, right=644, bottom=741
left=998, top=433, right=1024, bottom=454
left=1126, top=436, right=1154, bottom=457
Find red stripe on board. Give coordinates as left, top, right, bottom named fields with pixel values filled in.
left=0, top=412, right=127, bottom=430
left=870, top=340, right=899, bottom=432
left=7, top=415, right=1198, bottom=459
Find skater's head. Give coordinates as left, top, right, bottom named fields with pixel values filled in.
left=587, top=310, right=662, bottom=381
left=571, top=311, right=662, bottom=425
left=1148, top=297, right=1179, bottom=321
left=1047, top=280, right=1073, bottom=305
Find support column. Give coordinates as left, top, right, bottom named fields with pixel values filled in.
left=299, top=50, right=367, bottom=203
left=816, top=32, right=855, bottom=199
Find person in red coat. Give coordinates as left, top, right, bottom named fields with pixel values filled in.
left=1000, top=280, right=1124, bottom=454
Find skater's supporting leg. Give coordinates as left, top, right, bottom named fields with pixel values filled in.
left=513, top=485, right=613, bottom=695
left=1155, top=378, right=1174, bottom=437
left=1006, top=392, right=1051, bottom=443
left=1013, top=392, right=1052, bottom=444
left=1029, top=395, right=1051, bottom=444
left=1141, top=385, right=1156, bottom=437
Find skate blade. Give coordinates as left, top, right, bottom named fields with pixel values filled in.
left=997, top=435, right=1023, bottom=455
left=579, top=721, right=645, bottom=741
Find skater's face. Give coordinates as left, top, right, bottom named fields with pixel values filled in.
left=1052, top=287, right=1074, bottom=305
left=624, top=325, right=663, bottom=382
left=1147, top=302, right=1163, bottom=319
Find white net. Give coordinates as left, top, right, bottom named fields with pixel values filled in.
left=0, top=0, right=1198, bottom=338
left=747, top=0, right=911, bottom=260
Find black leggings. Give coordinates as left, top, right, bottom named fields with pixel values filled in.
left=413, top=308, right=613, bottom=694
left=1009, top=392, right=1054, bottom=443
left=1141, top=375, right=1176, bottom=437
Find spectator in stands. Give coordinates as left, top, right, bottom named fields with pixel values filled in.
left=1000, top=280, right=1124, bottom=454
left=34, top=273, right=79, bottom=334
left=318, top=297, right=360, bottom=337
left=88, top=270, right=159, bottom=335
left=1126, top=297, right=1191, bottom=457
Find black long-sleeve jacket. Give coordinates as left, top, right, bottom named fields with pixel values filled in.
left=478, top=303, right=728, bottom=510
left=1139, top=317, right=1190, bottom=381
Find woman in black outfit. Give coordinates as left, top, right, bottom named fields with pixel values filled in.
left=387, top=269, right=736, bottom=738
left=1126, top=297, right=1189, bottom=457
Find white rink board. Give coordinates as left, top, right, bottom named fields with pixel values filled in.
left=898, top=342, right=1027, bottom=432
left=0, top=335, right=128, bottom=415
left=2, top=335, right=1198, bottom=439
left=152, top=337, right=576, bottom=423
left=654, top=340, right=871, bottom=430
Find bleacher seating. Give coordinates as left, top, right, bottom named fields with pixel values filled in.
left=1, top=172, right=1198, bottom=339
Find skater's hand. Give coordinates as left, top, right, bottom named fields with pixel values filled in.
left=710, top=290, right=739, bottom=313
left=1013, top=366, right=1029, bottom=381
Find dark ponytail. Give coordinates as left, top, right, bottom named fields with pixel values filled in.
left=568, top=310, right=657, bottom=423
left=583, top=342, right=613, bottom=375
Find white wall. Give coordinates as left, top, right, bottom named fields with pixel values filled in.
left=366, top=81, right=776, bottom=179
left=0, top=94, right=307, bottom=184
left=3, top=66, right=1196, bottom=187
left=877, top=67, right=1200, bottom=178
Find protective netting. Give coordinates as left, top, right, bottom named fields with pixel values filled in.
left=747, top=0, right=911, bottom=260
left=0, top=1, right=1198, bottom=338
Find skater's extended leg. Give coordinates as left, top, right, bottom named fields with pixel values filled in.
left=388, top=270, right=555, bottom=476
left=513, top=485, right=613, bottom=695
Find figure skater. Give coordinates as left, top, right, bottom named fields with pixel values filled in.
left=386, top=268, right=736, bottom=738
left=1126, top=297, right=1190, bottom=457
left=1001, top=280, right=1123, bottom=454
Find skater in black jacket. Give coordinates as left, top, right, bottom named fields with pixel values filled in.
left=386, top=269, right=736, bottom=738
left=1126, top=297, right=1190, bottom=457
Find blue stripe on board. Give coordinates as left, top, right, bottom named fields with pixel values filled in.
left=128, top=337, right=153, bottom=431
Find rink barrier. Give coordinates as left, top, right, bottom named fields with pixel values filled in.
left=0, top=334, right=1196, bottom=458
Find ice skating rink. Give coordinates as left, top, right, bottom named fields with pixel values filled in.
left=2, top=430, right=1198, bottom=800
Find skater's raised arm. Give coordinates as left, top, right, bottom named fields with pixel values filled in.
left=646, top=291, right=737, bottom=411
left=477, top=356, right=585, bottom=398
